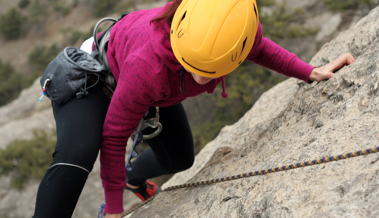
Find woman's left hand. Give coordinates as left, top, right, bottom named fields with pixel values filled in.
left=309, top=53, right=355, bottom=82
left=104, top=213, right=121, bottom=218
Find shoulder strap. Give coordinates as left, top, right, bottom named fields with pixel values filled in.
left=119, top=13, right=129, bottom=21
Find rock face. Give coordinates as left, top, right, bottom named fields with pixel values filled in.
left=126, top=6, right=379, bottom=218
left=0, top=79, right=54, bottom=149
left=1, top=2, right=379, bottom=218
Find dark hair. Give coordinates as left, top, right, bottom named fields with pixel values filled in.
left=150, top=0, right=182, bottom=25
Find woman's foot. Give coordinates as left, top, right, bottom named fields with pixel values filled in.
left=125, top=180, right=162, bottom=202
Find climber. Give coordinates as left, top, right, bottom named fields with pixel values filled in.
left=32, top=0, right=355, bottom=218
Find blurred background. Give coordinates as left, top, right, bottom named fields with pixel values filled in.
left=0, top=0, right=377, bottom=217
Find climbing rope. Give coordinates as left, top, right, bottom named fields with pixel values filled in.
left=122, top=146, right=379, bottom=217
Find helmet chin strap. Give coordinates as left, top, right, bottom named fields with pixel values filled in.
left=180, top=67, right=186, bottom=93
left=221, top=76, right=228, bottom=98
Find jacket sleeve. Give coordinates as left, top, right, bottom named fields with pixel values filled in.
left=246, top=22, right=315, bottom=83
left=100, top=56, right=161, bottom=214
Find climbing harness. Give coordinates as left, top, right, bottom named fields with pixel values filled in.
left=126, top=107, right=162, bottom=172
left=180, top=68, right=186, bottom=93
left=120, top=146, right=379, bottom=217
left=93, top=17, right=118, bottom=90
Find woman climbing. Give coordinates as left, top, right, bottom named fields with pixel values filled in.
left=33, top=0, right=355, bottom=217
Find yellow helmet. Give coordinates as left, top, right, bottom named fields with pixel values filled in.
left=170, top=0, right=259, bottom=78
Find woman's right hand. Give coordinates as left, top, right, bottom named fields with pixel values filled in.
left=309, top=53, right=355, bottom=82
left=105, top=213, right=122, bottom=218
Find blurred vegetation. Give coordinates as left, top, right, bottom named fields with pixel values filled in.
left=18, top=0, right=31, bottom=9
left=90, top=0, right=159, bottom=16
left=0, top=129, right=56, bottom=189
left=28, top=44, right=61, bottom=71
left=0, top=0, right=79, bottom=41
left=323, top=0, right=375, bottom=11
left=0, top=60, right=39, bottom=106
left=0, top=61, right=23, bottom=106
left=30, top=0, right=47, bottom=24
left=257, top=0, right=276, bottom=7
left=259, top=2, right=319, bottom=42
left=0, top=8, right=26, bottom=40
left=49, top=0, right=73, bottom=16
left=92, top=0, right=119, bottom=17
left=61, top=26, right=94, bottom=45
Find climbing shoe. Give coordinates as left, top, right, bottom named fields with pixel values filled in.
left=125, top=180, right=162, bottom=202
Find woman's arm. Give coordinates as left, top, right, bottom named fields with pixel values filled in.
left=100, top=56, right=161, bottom=214
left=246, top=22, right=355, bottom=83
left=246, top=22, right=314, bottom=82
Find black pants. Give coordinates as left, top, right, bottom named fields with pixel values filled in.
left=33, top=85, right=194, bottom=218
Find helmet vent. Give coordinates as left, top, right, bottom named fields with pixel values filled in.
left=254, top=4, right=257, bottom=18
left=241, top=37, right=247, bottom=54
left=178, top=29, right=184, bottom=38
left=176, top=11, right=187, bottom=38
left=232, top=52, right=237, bottom=62
left=178, top=11, right=187, bottom=28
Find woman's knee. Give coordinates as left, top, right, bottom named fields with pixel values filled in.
left=51, top=140, right=100, bottom=173
left=172, top=153, right=194, bottom=172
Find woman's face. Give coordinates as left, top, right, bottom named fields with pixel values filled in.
left=185, top=68, right=215, bottom=85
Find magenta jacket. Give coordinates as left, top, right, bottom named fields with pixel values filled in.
left=101, top=2, right=314, bottom=213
